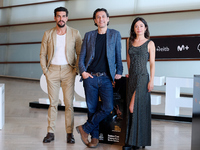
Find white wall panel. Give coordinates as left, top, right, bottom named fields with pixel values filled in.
left=6, top=44, right=41, bottom=61
left=7, top=23, right=54, bottom=43
left=3, top=0, right=56, bottom=6
left=137, top=0, right=200, bottom=13
left=8, top=2, right=65, bottom=24
left=0, top=46, right=7, bottom=62
left=0, top=9, right=10, bottom=25
left=65, top=0, right=136, bottom=19
left=153, top=61, right=200, bottom=78
left=0, top=28, right=9, bottom=43
left=5, top=63, right=42, bottom=79
left=6, top=0, right=200, bottom=25
left=146, top=11, right=200, bottom=36
left=0, top=65, right=5, bottom=75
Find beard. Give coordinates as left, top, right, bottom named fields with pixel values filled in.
left=57, top=20, right=65, bottom=28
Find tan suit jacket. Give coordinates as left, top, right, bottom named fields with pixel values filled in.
left=40, top=26, right=82, bottom=74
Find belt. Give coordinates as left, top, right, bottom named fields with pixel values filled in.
left=89, top=72, right=107, bottom=77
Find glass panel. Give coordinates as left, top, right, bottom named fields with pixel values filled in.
left=6, top=44, right=41, bottom=62
left=122, top=62, right=128, bottom=75
left=0, top=64, right=5, bottom=75
left=121, top=39, right=126, bottom=60
left=0, top=46, right=7, bottom=62
left=5, top=63, right=42, bottom=79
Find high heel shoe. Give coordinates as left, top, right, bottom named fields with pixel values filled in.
left=132, top=146, right=136, bottom=150
left=132, top=146, right=139, bottom=150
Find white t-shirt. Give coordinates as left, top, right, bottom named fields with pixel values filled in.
left=51, top=34, right=68, bottom=65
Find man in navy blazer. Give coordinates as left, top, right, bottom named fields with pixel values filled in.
left=77, top=8, right=123, bottom=148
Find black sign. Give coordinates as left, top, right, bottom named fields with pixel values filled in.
left=152, top=36, right=200, bottom=59
left=99, top=77, right=127, bottom=145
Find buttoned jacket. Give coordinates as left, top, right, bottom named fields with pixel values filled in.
left=79, top=28, right=123, bottom=81
left=40, top=26, right=82, bottom=74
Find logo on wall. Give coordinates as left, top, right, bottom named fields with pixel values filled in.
left=197, top=43, right=200, bottom=52
left=156, top=46, right=170, bottom=52
left=177, top=45, right=189, bottom=51
left=153, top=36, right=200, bottom=59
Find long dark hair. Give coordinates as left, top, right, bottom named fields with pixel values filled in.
left=129, top=17, right=150, bottom=42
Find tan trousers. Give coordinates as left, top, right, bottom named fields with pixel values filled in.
left=45, top=64, right=76, bottom=133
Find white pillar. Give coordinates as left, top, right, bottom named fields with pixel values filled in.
left=0, top=84, right=5, bottom=129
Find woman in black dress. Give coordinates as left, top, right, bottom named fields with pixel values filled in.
left=123, top=17, right=155, bottom=150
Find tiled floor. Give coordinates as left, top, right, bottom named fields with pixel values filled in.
left=0, top=77, right=192, bottom=150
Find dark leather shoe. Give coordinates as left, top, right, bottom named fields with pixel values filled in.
left=67, top=133, right=75, bottom=144
left=122, top=145, right=131, bottom=150
left=76, top=125, right=89, bottom=146
left=43, top=132, right=54, bottom=143
left=132, top=146, right=139, bottom=150
left=88, top=138, right=99, bottom=148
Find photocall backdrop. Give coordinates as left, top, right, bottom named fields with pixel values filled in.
left=152, top=36, right=200, bottom=60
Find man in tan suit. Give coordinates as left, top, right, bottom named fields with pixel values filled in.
left=40, top=7, right=82, bottom=143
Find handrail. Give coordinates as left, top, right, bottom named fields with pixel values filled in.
left=0, top=42, right=41, bottom=46
left=1, top=59, right=200, bottom=64
left=0, top=61, right=40, bottom=64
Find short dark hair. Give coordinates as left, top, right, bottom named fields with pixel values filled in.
left=93, top=8, right=109, bottom=26
left=54, top=7, right=68, bottom=17
left=129, top=17, right=150, bottom=42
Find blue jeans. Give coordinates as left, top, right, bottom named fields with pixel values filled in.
left=82, top=75, right=113, bottom=139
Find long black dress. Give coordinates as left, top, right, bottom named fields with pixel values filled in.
left=125, top=40, right=151, bottom=147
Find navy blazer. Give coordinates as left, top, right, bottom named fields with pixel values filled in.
left=79, top=28, right=123, bottom=81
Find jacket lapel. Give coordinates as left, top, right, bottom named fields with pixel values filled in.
left=51, top=27, right=57, bottom=60
left=106, top=28, right=111, bottom=55
left=91, top=30, right=98, bottom=56
left=65, top=26, right=69, bottom=63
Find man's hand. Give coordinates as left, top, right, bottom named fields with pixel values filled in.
left=114, top=74, right=122, bottom=80
left=82, top=71, right=93, bottom=79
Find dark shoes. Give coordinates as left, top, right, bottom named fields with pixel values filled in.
left=122, top=145, right=132, bottom=150
left=132, top=146, right=139, bottom=150
left=43, top=132, right=75, bottom=144
left=43, top=132, right=54, bottom=143
left=76, top=125, right=89, bottom=146
left=67, top=133, right=75, bottom=144
left=88, top=138, right=99, bottom=148
left=122, top=145, right=142, bottom=150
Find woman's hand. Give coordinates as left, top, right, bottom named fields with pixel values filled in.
left=148, top=80, right=154, bottom=92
